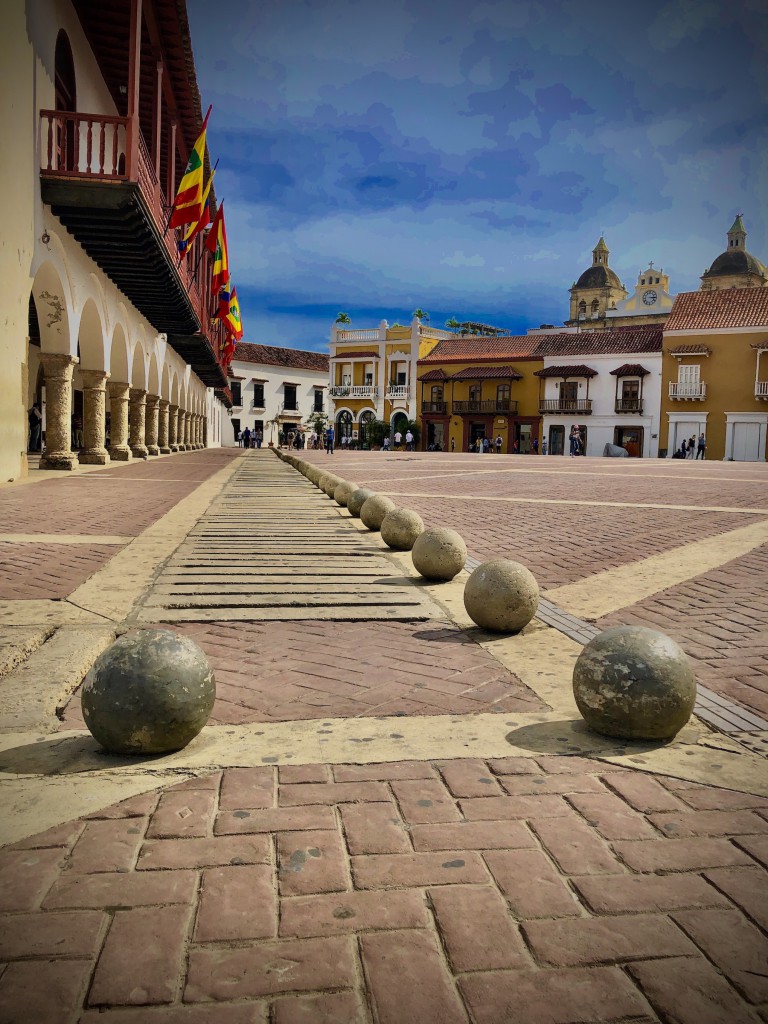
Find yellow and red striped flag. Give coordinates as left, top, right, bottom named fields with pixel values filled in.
left=169, top=106, right=211, bottom=229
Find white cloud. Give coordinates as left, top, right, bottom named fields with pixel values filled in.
left=440, top=250, right=486, bottom=267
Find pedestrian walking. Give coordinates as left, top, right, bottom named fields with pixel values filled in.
left=687, top=435, right=696, bottom=459
left=28, top=402, right=42, bottom=452
left=696, top=432, right=706, bottom=460
left=255, top=432, right=262, bottom=449
left=242, top=426, right=251, bottom=449
left=394, top=430, right=402, bottom=449
left=495, top=434, right=502, bottom=454
left=383, top=436, right=390, bottom=452
left=532, top=438, right=539, bottom=455
left=325, top=425, right=334, bottom=454
left=405, top=429, right=414, bottom=451
left=542, top=438, right=548, bottom=456
left=450, top=437, right=455, bottom=453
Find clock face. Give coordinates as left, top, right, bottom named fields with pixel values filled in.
left=642, top=289, right=657, bottom=305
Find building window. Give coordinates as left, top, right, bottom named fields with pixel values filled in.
left=397, top=370, right=407, bottom=385
left=678, top=364, right=700, bottom=385
left=469, top=384, right=481, bottom=402
left=578, top=300, right=587, bottom=315
left=314, top=389, right=324, bottom=412
left=591, top=299, right=600, bottom=314
left=497, top=384, right=510, bottom=404
left=284, top=384, right=297, bottom=410
left=253, top=420, right=264, bottom=434
left=431, top=385, right=443, bottom=403
left=230, top=381, right=242, bottom=406
left=365, top=373, right=373, bottom=385
left=55, top=31, right=77, bottom=171
left=621, top=379, right=639, bottom=401
left=253, top=383, right=264, bottom=407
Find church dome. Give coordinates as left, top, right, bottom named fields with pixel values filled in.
left=574, top=264, right=624, bottom=290
left=703, top=249, right=767, bottom=281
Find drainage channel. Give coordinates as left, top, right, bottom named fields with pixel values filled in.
left=135, top=454, right=437, bottom=623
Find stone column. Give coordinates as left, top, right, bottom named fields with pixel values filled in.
left=79, top=369, right=110, bottom=465
left=158, top=399, right=171, bottom=454
left=182, top=411, right=191, bottom=450
left=194, top=415, right=201, bottom=448
left=128, top=388, right=149, bottom=459
left=40, top=353, right=79, bottom=471
left=107, top=381, right=132, bottom=461
left=145, top=394, right=160, bottom=456
left=202, top=417, right=208, bottom=448
left=168, top=404, right=179, bottom=452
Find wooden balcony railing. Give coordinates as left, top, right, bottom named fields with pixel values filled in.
left=538, top=399, right=593, bottom=415
left=452, top=399, right=518, bottom=415
left=615, top=399, right=643, bottom=413
left=421, top=401, right=447, bottom=414
left=41, top=109, right=128, bottom=178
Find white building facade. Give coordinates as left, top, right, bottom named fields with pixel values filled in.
left=223, top=343, right=329, bottom=446
left=536, top=327, right=663, bottom=458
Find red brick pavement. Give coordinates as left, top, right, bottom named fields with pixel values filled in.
left=599, top=543, right=768, bottom=717
left=0, top=451, right=241, bottom=601
left=1, top=759, right=767, bottom=1022
left=58, top=620, right=546, bottom=729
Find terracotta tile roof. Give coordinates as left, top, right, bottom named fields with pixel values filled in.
left=233, top=342, right=329, bottom=372
left=532, top=326, right=663, bottom=357
left=330, top=350, right=380, bottom=359
left=667, top=344, right=711, bottom=356
left=610, top=363, right=651, bottom=376
left=449, top=365, right=523, bottom=381
left=419, top=336, right=541, bottom=363
left=665, top=288, right=768, bottom=331
left=418, top=368, right=448, bottom=381
left=534, top=364, right=598, bottom=378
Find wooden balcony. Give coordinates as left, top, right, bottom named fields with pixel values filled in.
left=453, top=399, right=518, bottom=415
left=615, top=399, right=643, bottom=414
left=421, top=401, right=447, bottom=415
left=40, top=109, right=226, bottom=387
left=539, top=399, right=593, bottom=415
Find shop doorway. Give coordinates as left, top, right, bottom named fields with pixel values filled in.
left=549, top=425, right=565, bottom=456
left=426, top=421, right=445, bottom=450
left=515, top=423, right=532, bottom=453
left=469, top=422, right=486, bottom=449
left=614, top=425, right=644, bottom=457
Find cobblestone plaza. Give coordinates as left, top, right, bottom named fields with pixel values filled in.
left=0, top=447, right=766, bottom=1022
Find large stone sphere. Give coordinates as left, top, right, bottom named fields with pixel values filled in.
left=464, top=559, right=539, bottom=633
left=306, top=465, right=321, bottom=484
left=360, top=494, right=397, bottom=531
left=81, top=629, right=216, bottom=754
left=380, top=508, right=424, bottom=550
left=411, top=527, right=467, bottom=581
left=334, top=480, right=359, bottom=506
left=573, top=625, right=697, bottom=741
left=318, top=472, right=341, bottom=496
left=347, top=487, right=375, bottom=518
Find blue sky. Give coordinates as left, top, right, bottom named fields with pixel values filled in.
left=188, top=0, right=767, bottom=351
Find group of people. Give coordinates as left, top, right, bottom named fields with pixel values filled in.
left=472, top=435, right=541, bottom=455
left=674, top=432, right=706, bottom=459
left=237, top=428, right=263, bottom=449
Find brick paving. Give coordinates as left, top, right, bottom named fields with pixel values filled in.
left=58, top=620, right=546, bottom=729
left=1, top=760, right=767, bottom=1022
left=0, top=543, right=126, bottom=601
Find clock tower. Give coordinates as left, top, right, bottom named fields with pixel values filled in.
left=605, top=261, right=675, bottom=326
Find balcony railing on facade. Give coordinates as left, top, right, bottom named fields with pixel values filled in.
left=39, top=109, right=226, bottom=385
left=452, top=399, right=518, bottom=415
left=755, top=382, right=768, bottom=400
left=668, top=382, right=707, bottom=400
left=386, top=385, right=410, bottom=400
left=336, top=329, right=381, bottom=342
left=329, top=385, right=379, bottom=399
left=421, top=401, right=447, bottom=415
left=614, top=399, right=644, bottom=414
left=538, top=399, right=594, bottom=415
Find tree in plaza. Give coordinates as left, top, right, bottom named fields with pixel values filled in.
left=412, top=308, right=430, bottom=323
left=307, top=411, right=328, bottom=435
left=335, top=312, right=351, bottom=324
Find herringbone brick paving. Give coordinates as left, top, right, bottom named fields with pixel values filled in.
left=57, top=620, right=547, bottom=729
left=0, top=544, right=125, bottom=601
left=1, top=759, right=766, bottom=1022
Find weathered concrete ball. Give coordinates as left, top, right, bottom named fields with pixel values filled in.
left=317, top=471, right=338, bottom=495
left=464, top=559, right=539, bottom=633
left=324, top=474, right=344, bottom=497
left=305, top=465, right=321, bottom=484
left=573, top=625, right=697, bottom=740
left=411, top=527, right=467, bottom=581
left=334, top=480, right=359, bottom=506
left=81, top=629, right=216, bottom=754
left=360, top=494, right=397, bottom=531
left=380, top=508, right=425, bottom=550
left=347, top=487, right=375, bottom=518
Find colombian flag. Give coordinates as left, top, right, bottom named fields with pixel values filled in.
left=205, top=202, right=229, bottom=296
left=223, top=286, right=243, bottom=341
left=177, top=170, right=215, bottom=256
left=169, top=106, right=211, bottom=229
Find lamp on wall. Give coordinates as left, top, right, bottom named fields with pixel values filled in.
left=41, top=231, right=50, bottom=246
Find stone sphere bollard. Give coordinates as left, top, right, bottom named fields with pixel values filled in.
left=347, top=487, right=375, bottom=518
left=411, top=527, right=467, bottom=581
left=464, top=559, right=539, bottom=633
left=572, top=625, right=697, bottom=741
left=334, top=480, right=359, bottom=507
left=380, top=508, right=424, bottom=550
left=360, top=494, right=397, bottom=531
left=81, top=629, right=216, bottom=754
left=306, top=465, right=322, bottom=485
left=320, top=473, right=342, bottom=496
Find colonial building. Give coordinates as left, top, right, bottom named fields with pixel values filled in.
left=700, top=216, right=768, bottom=292
left=534, top=326, right=663, bottom=458
left=661, top=288, right=768, bottom=462
left=566, top=237, right=628, bottom=327
left=328, top=317, right=446, bottom=443
left=2, top=0, right=229, bottom=482
left=417, top=336, right=543, bottom=452
left=224, top=343, right=329, bottom=446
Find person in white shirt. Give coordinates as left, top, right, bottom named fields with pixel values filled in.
left=405, top=430, right=414, bottom=451
left=394, top=431, right=402, bottom=448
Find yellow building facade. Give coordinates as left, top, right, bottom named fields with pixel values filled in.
left=661, top=289, right=768, bottom=461
left=417, top=337, right=544, bottom=453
